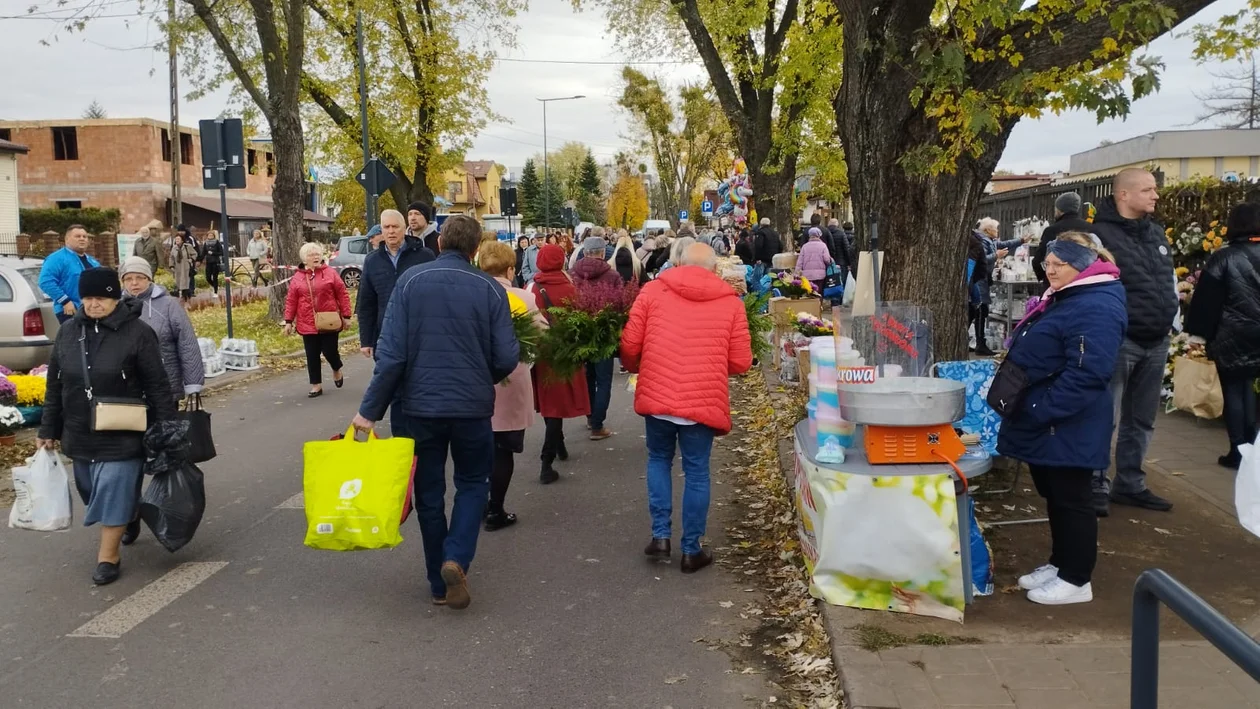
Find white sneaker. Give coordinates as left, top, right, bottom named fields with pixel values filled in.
left=1018, top=564, right=1059, bottom=590
left=1027, top=577, right=1093, bottom=605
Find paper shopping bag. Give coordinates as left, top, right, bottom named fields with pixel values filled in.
left=303, top=427, right=414, bottom=551
left=1171, top=357, right=1223, bottom=419
left=1238, top=437, right=1260, bottom=539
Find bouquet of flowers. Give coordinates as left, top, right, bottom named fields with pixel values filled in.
left=537, top=280, right=640, bottom=379
left=792, top=311, right=833, bottom=337
left=506, top=292, right=542, bottom=365
left=0, top=405, right=23, bottom=436
left=6, top=374, right=46, bottom=407
left=771, top=271, right=815, bottom=298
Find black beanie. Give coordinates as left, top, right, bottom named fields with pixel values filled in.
left=79, top=267, right=122, bottom=300
left=1226, top=201, right=1260, bottom=241
left=407, top=201, right=433, bottom=222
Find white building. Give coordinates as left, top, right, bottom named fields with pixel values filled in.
left=0, top=138, right=29, bottom=238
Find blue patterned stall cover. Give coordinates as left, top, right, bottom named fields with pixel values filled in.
left=934, top=359, right=999, bottom=455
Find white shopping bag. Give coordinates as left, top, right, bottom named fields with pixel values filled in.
left=1237, top=438, right=1260, bottom=539
left=8, top=449, right=73, bottom=532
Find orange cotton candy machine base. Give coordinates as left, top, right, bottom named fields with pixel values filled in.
left=836, top=377, right=968, bottom=465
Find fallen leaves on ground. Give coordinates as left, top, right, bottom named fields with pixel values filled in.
left=713, top=372, right=842, bottom=709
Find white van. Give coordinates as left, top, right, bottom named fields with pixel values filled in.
left=642, top=219, right=672, bottom=235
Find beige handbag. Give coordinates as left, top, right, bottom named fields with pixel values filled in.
left=79, top=327, right=148, bottom=433
left=307, top=273, right=342, bottom=333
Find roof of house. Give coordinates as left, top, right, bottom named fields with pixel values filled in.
left=0, top=138, right=29, bottom=155
left=464, top=161, right=497, bottom=179
left=180, top=194, right=333, bottom=223
left=1069, top=129, right=1260, bottom=175
left=465, top=174, right=485, bottom=205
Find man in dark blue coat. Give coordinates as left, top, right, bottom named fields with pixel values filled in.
left=356, top=208, right=435, bottom=358
left=353, top=215, right=519, bottom=611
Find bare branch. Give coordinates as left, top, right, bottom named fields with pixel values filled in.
left=182, top=0, right=272, bottom=120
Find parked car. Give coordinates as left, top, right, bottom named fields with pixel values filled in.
left=328, top=236, right=370, bottom=289
left=0, top=256, right=58, bottom=372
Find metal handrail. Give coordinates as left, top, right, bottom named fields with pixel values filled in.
left=1131, top=569, right=1260, bottom=708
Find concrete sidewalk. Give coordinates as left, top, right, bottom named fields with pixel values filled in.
left=787, top=405, right=1260, bottom=709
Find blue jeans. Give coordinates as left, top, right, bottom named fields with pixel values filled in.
left=392, top=414, right=493, bottom=598
left=586, top=358, right=615, bottom=430
left=644, top=416, right=716, bottom=555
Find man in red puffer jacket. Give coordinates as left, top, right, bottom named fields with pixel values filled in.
left=621, top=242, right=753, bottom=573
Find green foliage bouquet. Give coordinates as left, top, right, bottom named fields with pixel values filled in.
left=537, top=280, right=640, bottom=379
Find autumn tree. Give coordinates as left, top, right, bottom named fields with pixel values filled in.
left=534, top=142, right=593, bottom=201
left=617, top=67, right=730, bottom=224
left=535, top=171, right=569, bottom=228
left=830, top=0, right=1222, bottom=359
left=581, top=0, right=842, bottom=235
left=518, top=159, right=541, bottom=226
left=607, top=171, right=649, bottom=230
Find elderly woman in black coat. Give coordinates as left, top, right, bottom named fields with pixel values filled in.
left=37, top=268, right=177, bottom=586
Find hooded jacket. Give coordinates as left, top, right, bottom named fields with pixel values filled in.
left=1186, top=235, right=1260, bottom=373
left=414, top=223, right=440, bottom=254
left=126, top=284, right=205, bottom=398
left=1089, top=196, right=1176, bottom=347
left=528, top=254, right=592, bottom=420
left=620, top=265, right=753, bottom=434
left=997, top=261, right=1128, bottom=470
left=39, top=300, right=178, bottom=461
left=359, top=251, right=519, bottom=421
left=356, top=235, right=436, bottom=349
left=570, top=256, right=623, bottom=289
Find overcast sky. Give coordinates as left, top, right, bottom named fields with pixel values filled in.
left=0, top=0, right=1250, bottom=177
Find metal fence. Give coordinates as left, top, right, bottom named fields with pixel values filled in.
left=975, top=172, right=1165, bottom=239
left=1130, top=568, right=1260, bottom=708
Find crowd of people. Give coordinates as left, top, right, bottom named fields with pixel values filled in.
left=990, top=167, right=1260, bottom=606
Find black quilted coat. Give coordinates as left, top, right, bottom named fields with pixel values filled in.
left=1090, top=197, right=1177, bottom=347
left=1186, top=237, right=1260, bottom=373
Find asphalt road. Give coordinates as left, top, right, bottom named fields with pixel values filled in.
left=0, top=358, right=772, bottom=708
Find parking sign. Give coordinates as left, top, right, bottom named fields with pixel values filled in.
left=701, top=200, right=714, bottom=217
left=679, top=210, right=689, bottom=221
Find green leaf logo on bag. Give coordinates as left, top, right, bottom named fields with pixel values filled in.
left=339, top=479, right=363, bottom=500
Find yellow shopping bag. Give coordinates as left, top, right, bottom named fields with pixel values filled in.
left=303, top=427, right=415, bottom=551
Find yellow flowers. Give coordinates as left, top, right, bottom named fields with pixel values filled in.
left=1175, top=266, right=1189, bottom=277
left=6, top=374, right=45, bottom=407
left=506, top=292, right=529, bottom=317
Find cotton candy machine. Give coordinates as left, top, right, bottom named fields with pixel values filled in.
left=837, top=377, right=966, bottom=464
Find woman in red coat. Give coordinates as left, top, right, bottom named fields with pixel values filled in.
left=528, top=244, right=591, bottom=484
left=283, top=242, right=353, bottom=398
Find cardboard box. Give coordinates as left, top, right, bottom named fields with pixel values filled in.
left=770, top=296, right=822, bottom=366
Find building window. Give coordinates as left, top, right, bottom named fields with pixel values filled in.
left=247, top=148, right=257, bottom=174
left=447, top=181, right=462, bottom=197
left=179, top=133, right=194, bottom=165
left=161, top=128, right=172, bottom=162
left=0, top=128, right=10, bottom=142
left=52, top=126, right=78, bottom=161
left=266, top=153, right=274, bottom=176
left=55, top=200, right=82, bottom=209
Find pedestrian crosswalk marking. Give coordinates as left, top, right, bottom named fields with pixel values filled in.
left=276, top=492, right=304, bottom=509
left=67, top=562, right=230, bottom=639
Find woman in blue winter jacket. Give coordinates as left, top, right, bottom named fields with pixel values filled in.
left=997, top=231, right=1128, bottom=606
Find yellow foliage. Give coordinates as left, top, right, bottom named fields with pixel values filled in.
left=607, top=174, right=649, bottom=231
left=7, top=375, right=46, bottom=407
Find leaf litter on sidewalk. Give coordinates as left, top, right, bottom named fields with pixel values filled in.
left=710, top=371, right=842, bottom=709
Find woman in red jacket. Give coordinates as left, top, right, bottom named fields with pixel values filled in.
left=620, top=242, right=753, bottom=572
left=283, top=242, right=353, bottom=398
left=528, top=244, right=591, bottom=483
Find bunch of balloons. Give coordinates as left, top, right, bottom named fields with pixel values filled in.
left=715, top=157, right=754, bottom=225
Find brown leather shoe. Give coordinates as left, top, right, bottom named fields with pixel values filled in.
left=681, top=549, right=714, bottom=574
left=439, top=561, right=471, bottom=610
left=589, top=428, right=613, bottom=441
left=644, top=538, right=671, bottom=559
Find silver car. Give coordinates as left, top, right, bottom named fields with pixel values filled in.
left=0, top=256, right=58, bottom=371
left=328, top=236, right=371, bottom=289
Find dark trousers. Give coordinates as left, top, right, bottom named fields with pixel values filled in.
left=585, top=358, right=614, bottom=430
left=1221, top=368, right=1259, bottom=456
left=1030, top=465, right=1096, bottom=586
left=540, top=417, right=565, bottom=464
left=206, top=265, right=221, bottom=293
left=489, top=430, right=524, bottom=509
left=393, top=414, right=493, bottom=597
left=970, top=303, right=990, bottom=350
left=301, top=332, right=343, bottom=385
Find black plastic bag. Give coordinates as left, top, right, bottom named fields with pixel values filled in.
left=144, top=419, right=191, bottom=475
left=139, top=461, right=206, bottom=552
left=182, top=396, right=216, bottom=464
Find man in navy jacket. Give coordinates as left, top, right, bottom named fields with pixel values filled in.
left=356, top=209, right=435, bottom=358
left=353, top=215, right=519, bottom=611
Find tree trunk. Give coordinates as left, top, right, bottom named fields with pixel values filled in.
left=748, top=163, right=796, bottom=250
left=267, top=106, right=306, bottom=321
left=836, top=11, right=1013, bottom=361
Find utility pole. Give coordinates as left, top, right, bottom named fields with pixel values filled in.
left=356, top=11, right=376, bottom=229
left=168, top=0, right=182, bottom=228
left=537, top=95, right=585, bottom=229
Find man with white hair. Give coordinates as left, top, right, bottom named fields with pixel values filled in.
left=357, top=208, right=435, bottom=360
left=621, top=242, right=752, bottom=573
left=131, top=225, right=161, bottom=274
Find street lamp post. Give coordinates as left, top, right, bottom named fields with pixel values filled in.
left=537, top=95, right=585, bottom=228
